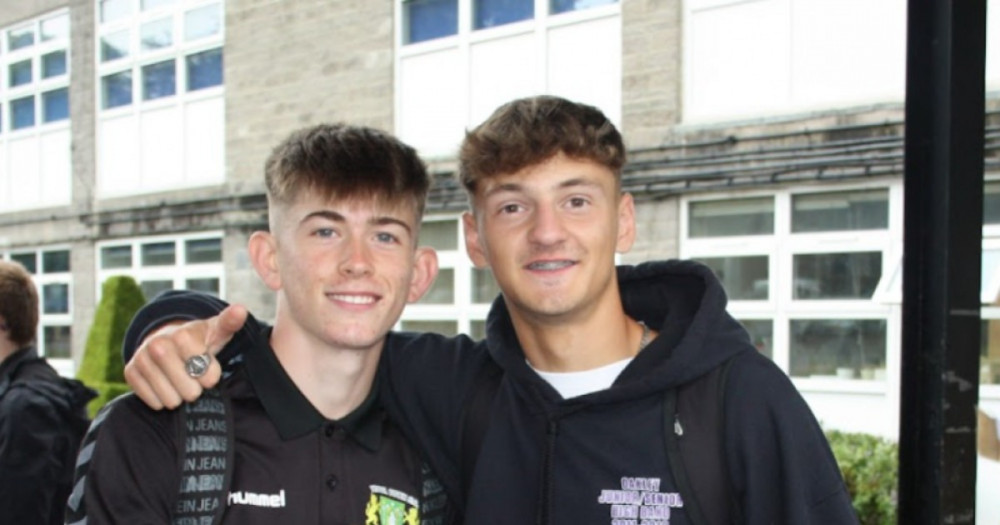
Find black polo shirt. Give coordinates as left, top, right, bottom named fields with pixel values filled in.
left=76, top=328, right=447, bottom=524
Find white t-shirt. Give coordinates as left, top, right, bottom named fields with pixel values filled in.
left=529, top=357, right=634, bottom=399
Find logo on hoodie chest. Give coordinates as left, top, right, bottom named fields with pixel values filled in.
left=596, top=476, right=684, bottom=525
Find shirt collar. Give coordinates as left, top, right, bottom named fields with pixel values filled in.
left=243, top=327, right=384, bottom=452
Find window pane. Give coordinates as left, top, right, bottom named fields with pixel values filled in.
left=43, top=326, right=71, bottom=359
left=695, top=256, right=768, bottom=300
left=42, top=250, right=70, bottom=273
left=185, top=238, right=222, bottom=263
left=9, top=60, right=32, bottom=87
left=142, top=60, right=176, bottom=100
left=43, top=88, right=69, bottom=123
left=404, top=0, right=458, bottom=44
left=793, top=252, right=882, bottom=299
left=100, top=0, right=132, bottom=23
left=8, top=26, right=34, bottom=51
left=470, top=320, right=487, bottom=340
left=142, top=0, right=176, bottom=11
left=986, top=182, right=1000, bottom=225
left=185, top=278, right=219, bottom=295
left=100, top=245, right=132, bottom=269
left=790, top=319, right=887, bottom=379
left=185, top=4, right=222, bottom=41
left=102, top=71, right=133, bottom=109
left=11, top=253, right=37, bottom=274
left=738, top=319, right=772, bottom=359
left=186, top=48, right=223, bottom=91
left=983, top=319, right=1000, bottom=385
left=11, top=96, right=35, bottom=130
left=418, top=268, right=454, bottom=303
left=475, top=0, right=534, bottom=29
left=472, top=267, right=501, bottom=303
left=101, top=31, right=130, bottom=62
left=140, top=280, right=173, bottom=300
left=689, top=197, right=774, bottom=237
left=792, top=189, right=889, bottom=233
left=43, top=283, right=69, bottom=314
left=42, top=51, right=67, bottom=78
left=399, top=320, right=458, bottom=337
left=140, top=18, right=173, bottom=51
left=141, top=242, right=176, bottom=266
left=418, top=220, right=458, bottom=250
left=550, top=0, right=616, bottom=14
left=40, top=14, right=70, bottom=41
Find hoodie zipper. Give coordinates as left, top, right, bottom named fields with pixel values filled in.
left=537, top=418, right=559, bottom=525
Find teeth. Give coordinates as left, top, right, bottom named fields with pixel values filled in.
left=331, top=294, right=375, bottom=305
left=528, top=261, right=573, bottom=271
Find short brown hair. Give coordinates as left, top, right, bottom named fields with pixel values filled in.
left=264, top=124, right=430, bottom=218
left=0, top=260, right=39, bottom=346
left=459, top=95, right=626, bottom=194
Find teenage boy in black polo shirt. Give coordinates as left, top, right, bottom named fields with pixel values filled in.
left=67, top=124, right=448, bottom=524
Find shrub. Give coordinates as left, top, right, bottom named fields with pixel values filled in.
left=76, top=276, right=146, bottom=417
left=825, top=429, right=898, bottom=525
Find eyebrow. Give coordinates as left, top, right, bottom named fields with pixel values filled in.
left=300, top=210, right=413, bottom=235
left=482, top=177, right=602, bottom=199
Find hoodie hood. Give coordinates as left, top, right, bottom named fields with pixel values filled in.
left=483, top=259, right=756, bottom=403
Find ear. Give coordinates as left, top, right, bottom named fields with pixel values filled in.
left=407, top=247, right=440, bottom=303
left=615, top=192, right=637, bottom=253
left=248, top=231, right=282, bottom=291
left=462, top=211, right=489, bottom=268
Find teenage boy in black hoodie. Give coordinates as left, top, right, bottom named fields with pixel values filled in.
left=121, top=96, right=858, bottom=524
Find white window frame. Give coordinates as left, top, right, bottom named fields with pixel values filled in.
left=1, top=10, right=71, bottom=136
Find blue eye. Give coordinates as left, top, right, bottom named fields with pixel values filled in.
left=375, top=232, right=399, bottom=244
left=314, top=228, right=335, bottom=237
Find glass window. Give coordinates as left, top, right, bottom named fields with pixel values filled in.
left=791, top=189, right=889, bottom=233
left=11, top=253, right=37, bottom=273
left=140, top=18, right=174, bottom=51
left=184, top=4, right=222, bottom=41
left=42, top=250, right=70, bottom=273
left=689, top=197, right=774, bottom=238
left=550, top=0, right=617, bottom=14
left=696, top=256, right=769, bottom=300
left=185, top=238, right=222, bottom=263
left=419, top=268, right=454, bottom=303
left=983, top=319, right=1000, bottom=385
left=42, top=283, right=69, bottom=314
left=470, top=320, right=487, bottom=340
left=142, top=0, right=176, bottom=11
left=418, top=219, right=459, bottom=250
left=101, top=31, right=130, bottom=62
left=472, top=267, right=501, bottom=303
left=9, top=60, right=33, bottom=87
left=43, top=326, right=71, bottom=359
left=100, top=245, right=132, bottom=269
left=475, top=0, right=534, bottom=29
left=102, top=71, right=133, bottom=109
left=789, top=319, right=886, bottom=379
left=11, top=96, right=35, bottom=130
left=141, top=242, right=176, bottom=266
left=739, top=319, right=772, bottom=359
left=404, top=0, right=458, bottom=44
left=793, top=252, right=882, bottom=299
left=142, top=60, right=176, bottom=100
left=42, top=51, right=67, bottom=78
left=185, top=277, right=219, bottom=295
left=399, top=320, right=459, bottom=336
left=986, top=182, right=1000, bottom=225
left=8, top=26, right=34, bottom=51
left=140, top=279, right=172, bottom=300
left=983, top=248, right=1000, bottom=305
left=40, top=15, right=69, bottom=42
left=42, top=88, right=69, bottom=123
left=100, top=0, right=132, bottom=23
left=186, top=48, right=222, bottom=91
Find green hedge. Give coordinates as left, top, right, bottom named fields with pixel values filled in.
left=77, top=276, right=146, bottom=417
left=826, top=429, right=898, bottom=525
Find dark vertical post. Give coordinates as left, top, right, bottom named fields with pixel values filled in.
left=899, top=0, right=986, bottom=522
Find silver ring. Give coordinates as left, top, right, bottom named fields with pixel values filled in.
left=185, top=353, right=212, bottom=378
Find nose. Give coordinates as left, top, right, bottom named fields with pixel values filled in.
left=339, top=236, right=374, bottom=277
left=527, top=204, right=567, bottom=246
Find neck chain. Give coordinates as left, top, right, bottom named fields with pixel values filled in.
left=637, top=320, right=652, bottom=353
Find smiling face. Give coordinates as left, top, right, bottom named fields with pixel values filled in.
left=253, top=193, right=437, bottom=353
left=463, top=153, right=635, bottom=325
